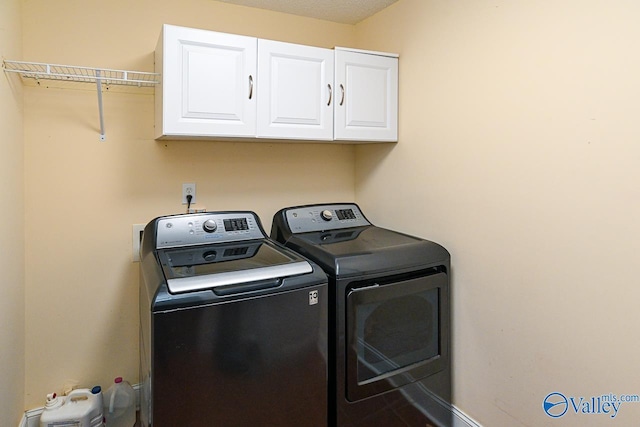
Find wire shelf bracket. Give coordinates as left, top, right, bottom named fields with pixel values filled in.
left=3, top=60, right=160, bottom=142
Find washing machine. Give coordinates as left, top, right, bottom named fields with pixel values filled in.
left=271, top=203, right=452, bottom=427
left=139, top=211, right=328, bottom=427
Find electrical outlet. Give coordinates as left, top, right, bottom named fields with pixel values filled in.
left=182, top=183, right=196, bottom=205
left=132, top=224, right=145, bottom=262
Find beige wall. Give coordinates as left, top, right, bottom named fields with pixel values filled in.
left=22, top=0, right=356, bottom=409
left=356, top=0, right=640, bottom=425
left=18, top=0, right=640, bottom=424
left=0, top=0, right=25, bottom=424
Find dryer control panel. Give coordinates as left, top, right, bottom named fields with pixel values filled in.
left=285, top=203, right=370, bottom=233
left=156, top=212, right=265, bottom=248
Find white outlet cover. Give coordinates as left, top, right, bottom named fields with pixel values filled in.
left=182, top=183, right=196, bottom=204
left=132, top=224, right=145, bottom=262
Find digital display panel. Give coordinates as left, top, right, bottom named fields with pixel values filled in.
left=336, top=209, right=356, bottom=220
left=224, top=218, right=249, bottom=231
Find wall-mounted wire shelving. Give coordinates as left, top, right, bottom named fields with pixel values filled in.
left=2, top=60, right=160, bottom=141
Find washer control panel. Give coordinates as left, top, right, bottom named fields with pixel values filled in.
left=156, top=212, right=264, bottom=248
left=285, top=203, right=370, bottom=233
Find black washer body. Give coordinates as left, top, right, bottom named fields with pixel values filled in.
left=140, top=211, right=328, bottom=427
left=272, top=203, right=452, bottom=427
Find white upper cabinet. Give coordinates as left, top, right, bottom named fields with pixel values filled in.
left=155, top=24, right=257, bottom=139
left=334, top=48, right=398, bottom=142
left=155, top=25, right=399, bottom=143
left=257, top=40, right=334, bottom=140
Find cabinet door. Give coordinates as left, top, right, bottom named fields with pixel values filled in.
left=156, top=25, right=257, bottom=139
left=334, top=49, right=398, bottom=142
left=257, top=40, right=334, bottom=140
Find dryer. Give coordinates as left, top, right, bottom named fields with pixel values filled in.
left=139, top=211, right=328, bottom=426
left=271, top=203, right=452, bottom=427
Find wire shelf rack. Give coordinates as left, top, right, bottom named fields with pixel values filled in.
left=2, top=60, right=159, bottom=87
left=3, top=60, right=160, bottom=141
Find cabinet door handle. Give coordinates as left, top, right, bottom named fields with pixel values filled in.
left=339, top=84, right=345, bottom=106
left=327, top=84, right=332, bottom=106
left=248, top=75, right=254, bottom=100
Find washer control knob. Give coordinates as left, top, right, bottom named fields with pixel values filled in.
left=320, top=210, right=333, bottom=221
left=202, top=219, right=217, bottom=233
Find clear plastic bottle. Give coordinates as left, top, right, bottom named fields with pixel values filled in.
left=103, top=377, right=136, bottom=427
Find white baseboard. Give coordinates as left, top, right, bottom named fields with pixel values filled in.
left=452, top=404, right=482, bottom=427
left=22, top=406, right=43, bottom=427
left=20, top=383, right=141, bottom=427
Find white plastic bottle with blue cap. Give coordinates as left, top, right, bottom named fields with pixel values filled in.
left=103, top=377, right=136, bottom=427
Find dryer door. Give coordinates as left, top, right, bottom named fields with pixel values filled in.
left=345, top=271, right=448, bottom=402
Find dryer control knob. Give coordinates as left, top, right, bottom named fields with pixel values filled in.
left=203, top=219, right=218, bottom=233
left=320, top=210, right=333, bottom=221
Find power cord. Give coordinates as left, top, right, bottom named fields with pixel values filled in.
left=186, top=194, right=193, bottom=213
